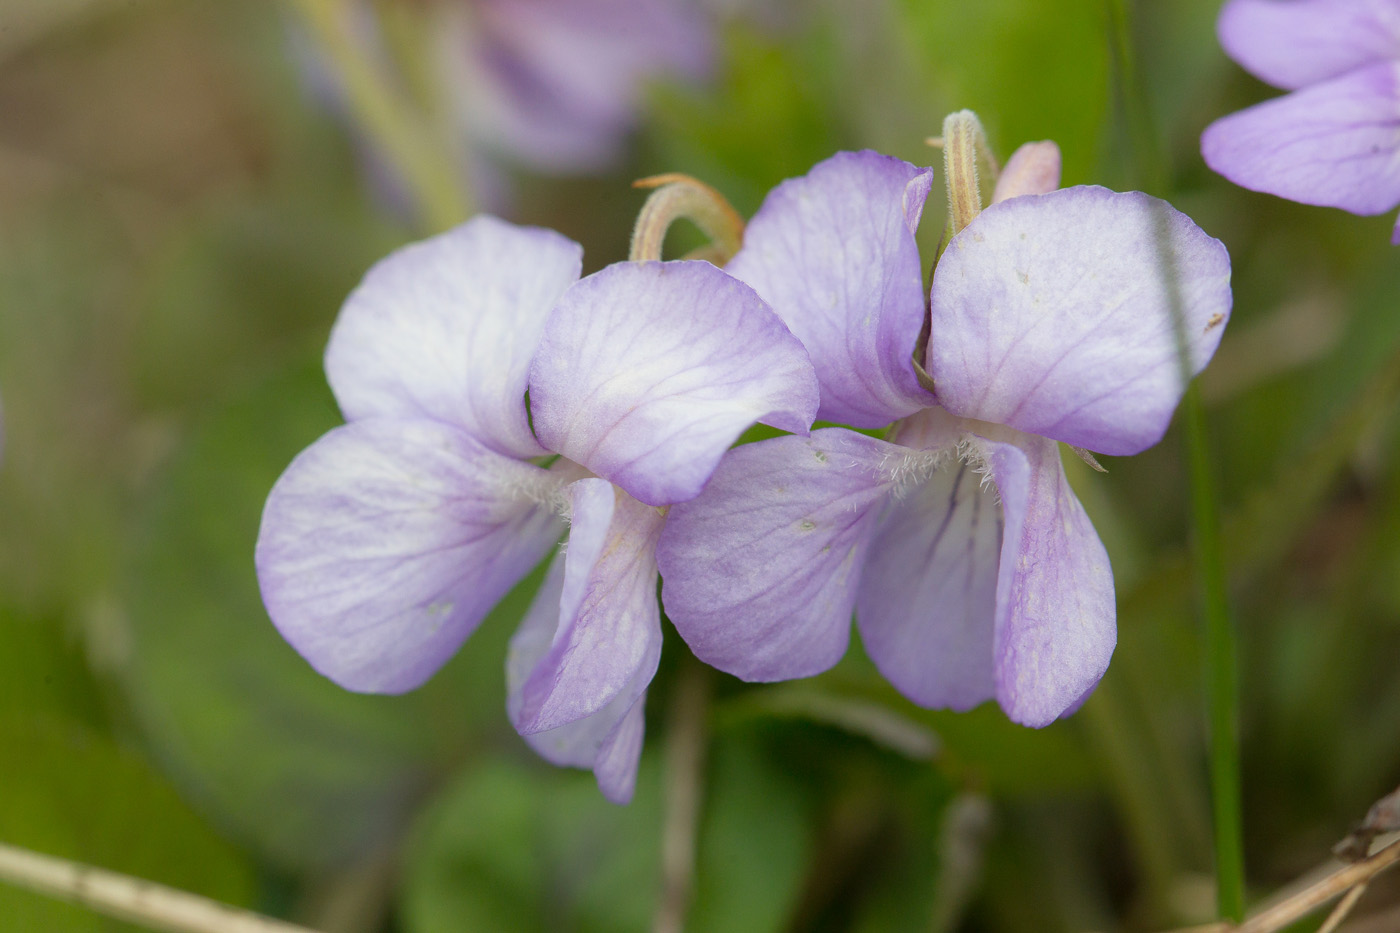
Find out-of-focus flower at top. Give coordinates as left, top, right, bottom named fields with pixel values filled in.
left=294, top=0, right=713, bottom=216
left=441, top=0, right=713, bottom=174
left=255, top=215, right=817, bottom=802
left=658, top=123, right=1233, bottom=727
left=1201, top=0, right=1400, bottom=244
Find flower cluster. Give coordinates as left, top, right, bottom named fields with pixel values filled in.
left=1202, top=0, right=1400, bottom=243
left=257, top=112, right=1232, bottom=802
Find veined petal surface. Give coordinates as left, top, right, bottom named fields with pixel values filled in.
left=1202, top=62, right=1400, bottom=216
left=507, top=554, right=649, bottom=804
left=658, top=429, right=900, bottom=682
left=325, top=215, right=582, bottom=459
left=256, top=418, right=565, bottom=693
left=857, top=451, right=1002, bottom=713
left=971, top=430, right=1115, bottom=727
left=928, top=187, right=1232, bottom=457
left=726, top=150, right=936, bottom=428
left=530, top=261, right=819, bottom=507
left=1218, top=0, right=1400, bottom=90
left=511, top=479, right=664, bottom=737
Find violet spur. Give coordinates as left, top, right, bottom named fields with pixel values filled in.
left=1201, top=0, right=1400, bottom=244
left=255, top=214, right=818, bottom=801
left=658, top=122, right=1233, bottom=727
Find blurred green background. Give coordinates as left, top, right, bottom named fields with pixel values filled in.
left=1, top=1, right=1398, bottom=930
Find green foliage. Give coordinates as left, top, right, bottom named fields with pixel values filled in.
left=401, top=736, right=812, bottom=933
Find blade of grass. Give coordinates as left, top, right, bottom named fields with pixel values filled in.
left=1105, top=0, right=1245, bottom=918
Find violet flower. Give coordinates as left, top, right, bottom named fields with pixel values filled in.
left=442, top=0, right=713, bottom=174
left=255, top=215, right=817, bottom=801
left=1201, top=0, right=1400, bottom=244
left=658, top=139, right=1232, bottom=726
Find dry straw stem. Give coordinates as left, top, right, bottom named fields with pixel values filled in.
left=1154, top=838, right=1400, bottom=933
left=0, top=842, right=321, bottom=933
left=652, top=660, right=712, bottom=933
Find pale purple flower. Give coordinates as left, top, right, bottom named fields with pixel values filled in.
left=442, top=0, right=713, bottom=174
left=657, top=150, right=1233, bottom=726
left=255, top=215, right=817, bottom=801
left=1201, top=0, right=1400, bottom=244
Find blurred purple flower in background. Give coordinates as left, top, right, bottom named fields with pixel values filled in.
left=294, top=0, right=714, bottom=219
left=659, top=149, right=1233, bottom=726
left=440, top=0, right=713, bottom=174
left=255, top=215, right=817, bottom=801
left=1201, top=0, right=1400, bottom=244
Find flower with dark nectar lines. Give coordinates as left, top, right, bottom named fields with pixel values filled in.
left=658, top=114, right=1233, bottom=726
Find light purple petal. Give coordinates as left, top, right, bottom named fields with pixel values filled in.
left=1202, top=62, right=1400, bottom=217
left=255, top=418, right=565, bottom=693
left=972, top=430, right=1115, bottom=727
left=507, top=553, right=648, bottom=804
left=325, top=215, right=582, bottom=459
left=1217, top=0, right=1400, bottom=90
left=725, top=150, right=936, bottom=428
left=658, top=429, right=908, bottom=682
left=857, top=422, right=1001, bottom=712
left=529, top=261, right=819, bottom=507
left=928, top=186, right=1233, bottom=456
left=991, top=141, right=1061, bottom=204
left=511, top=479, right=664, bottom=737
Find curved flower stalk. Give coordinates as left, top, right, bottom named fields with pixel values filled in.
left=1201, top=0, right=1400, bottom=244
left=256, top=215, right=818, bottom=801
left=658, top=131, right=1233, bottom=726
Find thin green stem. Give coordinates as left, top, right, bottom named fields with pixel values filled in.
left=288, top=0, right=472, bottom=232
left=1184, top=384, right=1245, bottom=923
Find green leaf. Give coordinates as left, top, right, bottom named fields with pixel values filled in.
left=892, top=0, right=1111, bottom=187
left=402, top=735, right=813, bottom=933
left=0, top=713, right=256, bottom=932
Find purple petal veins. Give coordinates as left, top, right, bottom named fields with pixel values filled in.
left=325, top=215, right=582, bottom=459
left=927, top=187, right=1233, bottom=457
left=511, top=479, right=665, bottom=736
left=971, top=428, right=1115, bottom=727
left=507, top=552, right=651, bottom=805
left=658, top=429, right=902, bottom=682
left=529, top=260, right=819, bottom=507
left=856, top=443, right=1001, bottom=712
left=256, top=418, right=565, bottom=693
left=725, top=150, right=936, bottom=428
